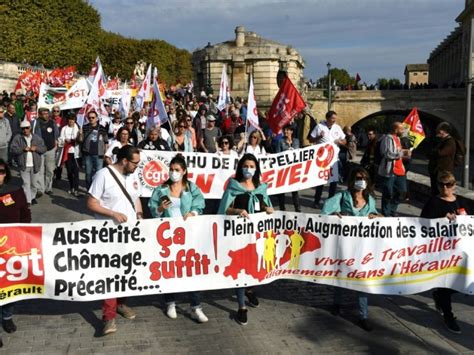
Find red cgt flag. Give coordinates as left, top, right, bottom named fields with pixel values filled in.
left=267, top=76, right=305, bottom=134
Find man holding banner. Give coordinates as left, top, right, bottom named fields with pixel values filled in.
left=87, top=145, right=143, bottom=336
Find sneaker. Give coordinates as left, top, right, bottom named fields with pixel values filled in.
left=116, top=304, right=136, bottom=319
left=31, top=199, right=38, bottom=205
left=190, top=307, right=208, bottom=323
left=74, top=190, right=80, bottom=197
left=36, top=192, right=43, bottom=199
left=67, top=190, right=73, bottom=194
left=358, top=318, right=373, bottom=332
left=2, top=319, right=16, bottom=333
left=45, top=190, right=53, bottom=195
left=245, top=290, right=259, bottom=308
left=444, top=315, right=461, bottom=334
left=102, top=319, right=117, bottom=336
left=236, top=308, right=248, bottom=325
left=432, top=290, right=443, bottom=315
left=166, top=303, right=177, bottom=319
left=330, top=304, right=341, bottom=316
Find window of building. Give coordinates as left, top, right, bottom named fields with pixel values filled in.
left=413, top=73, right=418, bottom=76
left=423, top=72, right=427, bottom=75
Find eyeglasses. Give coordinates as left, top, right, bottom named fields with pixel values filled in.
left=129, top=160, right=140, bottom=165
left=222, top=141, right=229, bottom=145
left=126, top=122, right=134, bottom=125
left=53, top=110, right=60, bottom=113
left=250, top=136, right=257, bottom=139
left=0, top=169, right=6, bottom=175
left=178, top=125, right=186, bottom=128
left=88, top=116, right=97, bottom=120
left=438, top=181, right=455, bottom=188
left=21, top=127, right=30, bottom=130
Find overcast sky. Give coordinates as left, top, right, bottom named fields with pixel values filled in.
left=89, top=0, right=463, bottom=84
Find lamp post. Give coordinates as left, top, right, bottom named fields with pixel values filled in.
left=327, top=62, right=332, bottom=111
left=463, top=18, right=473, bottom=188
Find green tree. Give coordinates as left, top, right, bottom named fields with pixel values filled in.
left=318, top=68, right=355, bottom=87
left=377, top=78, right=402, bottom=90
left=0, top=0, right=193, bottom=84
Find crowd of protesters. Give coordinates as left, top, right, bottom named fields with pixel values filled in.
left=0, top=84, right=469, bottom=341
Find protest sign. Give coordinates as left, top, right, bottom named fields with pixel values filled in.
left=136, top=144, right=339, bottom=198
left=0, top=213, right=473, bottom=306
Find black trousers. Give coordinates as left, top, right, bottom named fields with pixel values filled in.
left=277, top=192, right=301, bottom=212
left=65, top=153, right=79, bottom=191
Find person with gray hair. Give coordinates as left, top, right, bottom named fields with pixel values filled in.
left=9, top=120, right=47, bottom=205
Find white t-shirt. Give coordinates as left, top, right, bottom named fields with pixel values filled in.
left=60, top=125, right=80, bottom=154
left=218, top=149, right=239, bottom=157
left=105, top=141, right=129, bottom=163
left=24, top=135, right=34, bottom=168
left=88, top=166, right=141, bottom=223
left=246, top=144, right=266, bottom=156
left=310, top=121, right=345, bottom=144
left=168, top=196, right=182, bottom=217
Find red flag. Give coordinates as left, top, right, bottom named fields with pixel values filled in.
left=267, top=76, right=305, bottom=134
left=355, top=73, right=361, bottom=82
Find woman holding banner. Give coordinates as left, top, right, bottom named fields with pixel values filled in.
left=148, top=154, right=208, bottom=323
left=421, top=170, right=468, bottom=334
left=321, top=166, right=379, bottom=332
left=218, top=153, right=274, bottom=325
left=0, top=159, right=32, bottom=344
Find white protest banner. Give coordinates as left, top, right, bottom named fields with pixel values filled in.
left=0, top=213, right=473, bottom=306
left=136, top=144, right=339, bottom=198
left=38, top=79, right=89, bottom=111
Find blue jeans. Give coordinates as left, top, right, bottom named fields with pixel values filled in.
left=333, top=287, right=368, bottom=319
left=2, top=303, right=14, bottom=320
left=165, top=292, right=201, bottom=308
left=380, top=175, right=407, bottom=217
left=236, top=288, right=246, bottom=308
left=84, top=154, right=104, bottom=189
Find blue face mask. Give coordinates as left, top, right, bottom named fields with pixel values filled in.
left=242, top=168, right=256, bottom=179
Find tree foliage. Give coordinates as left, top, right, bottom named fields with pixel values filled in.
left=0, top=0, right=192, bottom=84
left=318, top=68, right=355, bottom=87
left=376, top=78, right=402, bottom=90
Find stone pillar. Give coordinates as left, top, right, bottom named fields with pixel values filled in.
left=235, top=26, right=245, bottom=47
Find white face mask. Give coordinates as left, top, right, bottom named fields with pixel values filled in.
left=242, top=168, right=256, bottom=179
left=170, top=171, right=182, bottom=183
left=354, top=179, right=367, bottom=191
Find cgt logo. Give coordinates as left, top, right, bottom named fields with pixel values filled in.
left=0, top=226, right=44, bottom=289
left=315, top=144, right=335, bottom=169
left=139, top=157, right=170, bottom=189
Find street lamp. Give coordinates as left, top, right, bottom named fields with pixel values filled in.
left=327, top=62, right=332, bottom=111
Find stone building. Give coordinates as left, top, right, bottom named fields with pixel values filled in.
left=192, top=26, right=305, bottom=106
left=404, top=64, right=429, bottom=86
left=428, top=0, right=473, bottom=87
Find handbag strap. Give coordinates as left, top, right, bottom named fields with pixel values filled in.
left=106, top=166, right=136, bottom=212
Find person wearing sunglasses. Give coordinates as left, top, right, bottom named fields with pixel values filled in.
left=79, top=111, right=109, bottom=189
left=421, top=171, right=468, bottom=334
left=321, top=167, right=380, bottom=332
left=217, top=135, right=238, bottom=157
left=9, top=120, right=47, bottom=205
left=172, top=118, right=193, bottom=152
left=87, top=145, right=143, bottom=336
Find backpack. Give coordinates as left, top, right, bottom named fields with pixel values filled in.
left=454, top=139, right=466, bottom=166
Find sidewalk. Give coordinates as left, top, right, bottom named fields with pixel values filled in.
left=1, top=177, right=473, bottom=354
